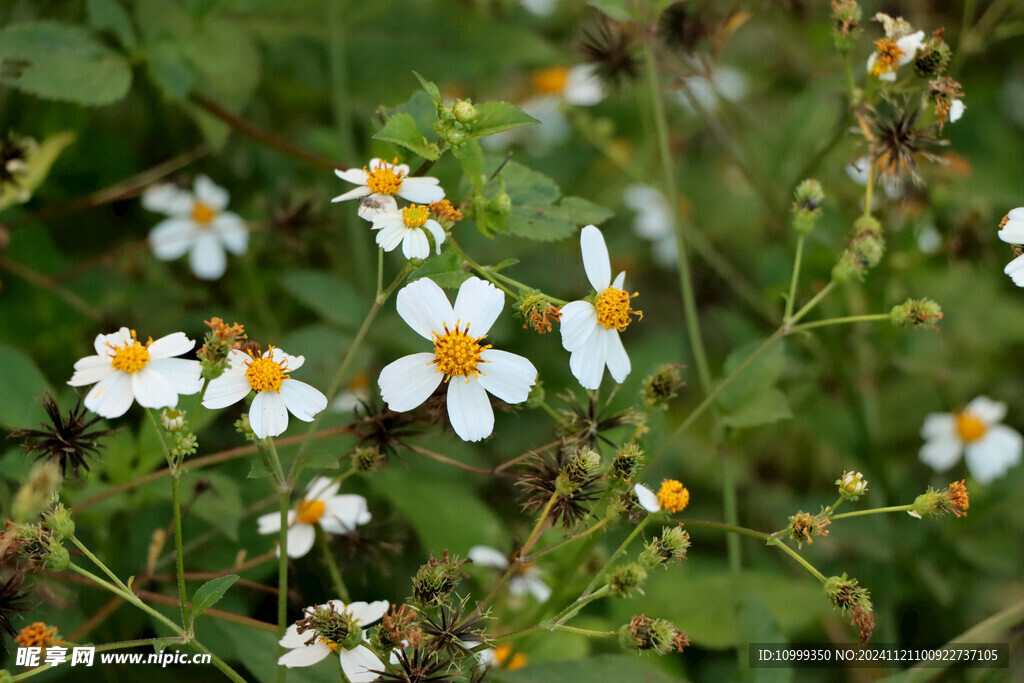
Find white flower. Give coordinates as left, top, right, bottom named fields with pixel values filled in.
left=919, top=396, right=1023, bottom=484
left=378, top=277, right=538, bottom=442
left=360, top=195, right=446, bottom=259
left=67, top=328, right=202, bottom=419
left=559, top=225, right=638, bottom=390
left=333, top=158, right=444, bottom=214
left=634, top=483, right=661, bottom=513
left=256, top=477, right=371, bottom=558
left=330, top=371, right=371, bottom=414
left=278, top=599, right=388, bottom=682
left=949, top=99, right=965, bottom=123
left=202, top=346, right=327, bottom=439
left=468, top=545, right=551, bottom=603
left=623, top=184, right=677, bottom=268
left=143, top=176, right=249, bottom=280
left=867, top=30, right=925, bottom=81
left=998, top=208, right=1024, bottom=286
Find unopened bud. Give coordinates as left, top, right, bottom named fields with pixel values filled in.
left=608, top=562, right=647, bottom=597
left=161, top=408, right=185, bottom=432
left=351, top=446, right=385, bottom=473
left=642, top=363, right=685, bottom=410
left=452, top=100, right=478, bottom=124
left=836, top=471, right=868, bottom=500
left=792, top=179, right=825, bottom=234
left=43, top=541, right=70, bottom=571
left=890, top=298, right=943, bottom=329
left=42, top=502, right=75, bottom=541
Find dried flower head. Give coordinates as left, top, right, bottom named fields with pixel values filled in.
left=619, top=614, right=689, bottom=654
left=411, top=550, right=470, bottom=607
left=928, top=76, right=964, bottom=130
left=15, top=622, right=62, bottom=649
left=10, top=394, right=114, bottom=479
left=861, top=102, right=947, bottom=185
left=639, top=524, right=691, bottom=569
left=831, top=0, right=863, bottom=52
left=609, top=444, right=646, bottom=484
left=788, top=510, right=831, bottom=548
left=519, top=449, right=600, bottom=528
left=579, top=17, right=640, bottom=88
left=377, top=604, right=422, bottom=651
left=375, top=645, right=452, bottom=682
left=519, top=292, right=562, bottom=335
left=914, top=29, right=952, bottom=77
left=419, top=599, right=486, bottom=658
left=0, top=574, right=27, bottom=651
left=823, top=574, right=873, bottom=641
left=642, top=364, right=685, bottom=410
left=658, top=2, right=706, bottom=54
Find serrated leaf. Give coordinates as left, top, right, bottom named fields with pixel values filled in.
left=407, top=252, right=469, bottom=289
left=0, top=131, right=75, bottom=213
left=191, top=574, right=239, bottom=621
left=0, top=22, right=132, bottom=105
left=0, top=342, right=51, bottom=429
left=278, top=270, right=368, bottom=329
left=467, top=101, right=538, bottom=139
left=498, top=160, right=560, bottom=207
left=146, top=42, right=194, bottom=100
left=452, top=140, right=485, bottom=190
left=547, top=196, right=614, bottom=226
left=373, top=113, right=439, bottom=160
left=87, top=0, right=137, bottom=49
left=507, top=206, right=578, bottom=242
left=719, top=388, right=792, bottom=429
left=412, top=71, right=442, bottom=106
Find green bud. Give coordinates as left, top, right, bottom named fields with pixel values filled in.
left=792, top=179, right=825, bottom=234
left=641, top=363, right=685, bottom=410
left=491, top=192, right=512, bottom=215
left=452, top=99, right=478, bottom=124
left=445, top=128, right=468, bottom=147
left=639, top=525, right=691, bottom=569
left=619, top=614, right=689, bottom=654
left=608, top=562, right=647, bottom=597
left=890, top=298, right=943, bottom=329
left=42, top=502, right=75, bottom=541
left=351, top=446, right=385, bottom=473
left=411, top=550, right=468, bottom=607
left=831, top=0, right=863, bottom=53
left=43, top=542, right=70, bottom=571
left=609, top=444, right=646, bottom=484
left=835, top=471, right=868, bottom=501
left=13, top=461, right=62, bottom=523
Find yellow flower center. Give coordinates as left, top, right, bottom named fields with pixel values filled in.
left=108, top=331, right=151, bottom=374
left=321, top=636, right=339, bottom=652
left=191, top=201, right=217, bottom=225
left=431, top=322, right=491, bottom=380
left=245, top=349, right=290, bottom=393
left=871, top=38, right=905, bottom=75
left=365, top=158, right=406, bottom=195
left=954, top=411, right=987, bottom=443
left=402, top=204, right=429, bottom=228
left=595, top=287, right=642, bottom=332
left=16, top=622, right=60, bottom=648
left=532, top=66, right=569, bottom=94
left=657, top=479, right=690, bottom=513
left=296, top=498, right=326, bottom=525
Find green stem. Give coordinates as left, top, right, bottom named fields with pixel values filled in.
left=263, top=439, right=290, bottom=683
left=789, top=281, right=837, bottom=326
left=68, top=562, right=180, bottom=633
left=783, top=234, right=806, bottom=324
left=721, top=455, right=741, bottom=574
left=552, top=625, right=616, bottom=637
left=549, top=585, right=612, bottom=628
left=769, top=540, right=828, bottom=583
left=171, top=474, right=191, bottom=629
left=522, top=492, right=557, bottom=556
left=830, top=504, right=915, bottom=520
left=642, top=38, right=711, bottom=394
left=527, top=514, right=615, bottom=561
left=69, top=536, right=130, bottom=592
left=191, top=640, right=249, bottom=683
left=863, top=163, right=874, bottom=218
left=788, top=313, right=891, bottom=333
left=579, top=516, right=652, bottom=600
left=677, top=519, right=770, bottom=541
left=319, top=533, right=350, bottom=602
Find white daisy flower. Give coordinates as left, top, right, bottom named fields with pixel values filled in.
left=919, top=396, right=1023, bottom=484
left=559, top=225, right=640, bottom=390
left=867, top=30, right=925, bottom=81
left=997, top=208, right=1024, bottom=287
left=333, top=158, right=444, bottom=213
left=468, top=545, right=551, bottom=603
left=278, top=599, right=388, bottom=682
left=360, top=195, right=446, bottom=260
left=256, top=477, right=371, bottom=558
left=378, top=277, right=538, bottom=442
left=143, top=175, right=249, bottom=280
left=67, top=328, right=202, bottom=419
left=201, top=346, right=327, bottom=440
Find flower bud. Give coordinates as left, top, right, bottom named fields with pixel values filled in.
left=831, top=0, right=863, bottom=53
left=160, top=408, right=185, bottom=432
left=641, top=364, right=685, bottom=410
left=618, top=614, right=689, bottom=654
left=833, top=215, right=884, bottom=282
left=639, top=525, right=691, bottom=569
left=608, top=562, right=647, bottom=597
left=609, top=444, right=646, bottom=484
left=444, top=128, right=467, bottom=147
left=792, top=179, right=825, bottom=234
left=43, top=541, right=70, bottom=571
left=411, top=550, right=469, bottom=607
left=908, top=480, right=968, bottom=519
left=351, top=446, right=385, bottom=473
left=452, top=99, right=478, bottom=124
left=788, top=510, right=830, bottom=548
left=836, top=471, right=868, bottom=501
left=890, top=298, right=943, bottom=329
left=42, top=502, right=75, bottom=541
left=13, top=462, right=62, bottom=523
left=491, top=192, right=512, bottom=215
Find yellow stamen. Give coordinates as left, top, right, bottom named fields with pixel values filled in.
left=508, top=653, right=528, bottom=670
left=954, top=412, right=987, bottom=443
left=871, top=38, right=905, bottom=76
left=595, top=287, right=642, bottom=332
left=245, top=347, right=289, bottom=393
left=532, top=66, right=569, bottom=95
left=402, top=204, right=430, bottom=228
left=947, top=480, right=969, bottom=517
left=191, top=201, right=217, bottom=225
left=431, top=322, right=491, bottom=380
left=108, top=330, right=151, bottom=374
left=296, top=499, right=326, bottom=524
left=16, top=622, right=61, bottom=648
left=365, top=158, right=406, bottom=195
left=493, top=643, right=513, bottom=665
left=657, top=479, right=690, bottom=513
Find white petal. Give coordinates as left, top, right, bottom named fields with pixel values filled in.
left=212, top=212, right=249, bottom=254
left=321, top=495, right=371, bottom=533
left=965, top=425, right=1022, bottom=484
left=580, top=225, right=611, bottom=291
left=423, top=219, right=446, bottom=254
left=949, top=99, right=964, bottom=123
left=250, top=390, right=289, bottom=439
left=306, top=476, right=340, bottom=500
left=278, top=641, right=331, bottom=668
left=1006, top=254, right=1024, bottom=287
left=997, top=220, right=1024, bottom=244
left=284, top=523, right=316, bottom=558
left=331, top=186, right=371, bottom=203
left=396, top=278, right=455, bottom=341
left=193, top=175, right=230, bottom=211
left=612, top=271, right=626, bottom=289
left=467, top=545, right=509, bottom=570
left=564, top=65, right=604, bottom=106
left=569, top=329, right=609, bottom=391
left=401, top=227, right=430, bottom=260
left=919, top=436, right=963, bottom=472
left=1007, top=208, right=1024, bottom=222
left=68, top=356, right=113, bottom=386
left=131, top=368, right=179, bottom=409
left=148, top=358, right=203, bottom=396
left=604, top=330, right=630, bottom=383
left=965, top=396, right=1006, bottom=425
left=149, top=219, right=198, bottom=260
left=95, top=328, right=130, bottom=356
left=339, top=645, right=385, bottom=683
left=447, top=377, right=494, bottom=442
left=477, top=349, right=536, bottom=404
left=378, top=353, right=443, bottom=412
left=896, top=31, right=925, bottom=65
left=359, top=194, right=398, bottom=221
left=188, top=233, right=228, bottom=280
left=257, top=509, right=295, bottom=535
left=634, top=484, right=661, bottom=513
left=920, top=413, right=955, bottom=441
left=142, top=183, right=193, bottom=216
left=335, top=167, right=369, bottom=185
left=375, top=222, right=407, bottom=253
left=202, top=372, right=252, bottom=409
left=397, top=177, right=445, bottom=204
left=269, top=346, right=305, bottom=371
left=525, top=575, right=552, bottom=603
left=348, top=600, right=389, bottom=626
left=147, top=332, right=195, bottom=359
left=279, top=379, right=328, bottom=422
left=453, top=277, right=504, bottom=336
left=279, top=623, right=306, bottom=649
left=84, top=371, right=135, bottom=418
left=846, top=157, right=870, bottom=185
left=559, top=300, right=599, bottom=352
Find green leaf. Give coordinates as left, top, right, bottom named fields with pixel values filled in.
left=188, top=472, right=244, bottom=542
left=406, top=252, right=469, bottom=289
left=0, top=131, right=75, bottom=213
left=413, top=71, right=442, bottom=106
left=0, top=342, right=51, bottom=430
left=585, top=0, right=637, bottom=22
left=494, top=163, right=613, bottom=241
left=466, top=101, right=538, bottom=139
left=191, top=574, right=239, bottom=621
left=490, top=655, right=679, bottom=683
left=373, top=113, right=439, bottom=160
left=146, top=42, right=194, bottom=100
left=719, top=388, right=793, bottom=429
left=87, top=0, right=138, bottom=49
left=499, top=161, right=560, bottom=207
left=547, top=196, right=615, bottom=226
left=507, top=206, right=580, bottom=242
left=738, top=595, right=792, bottom=683
left=452, top=140, right=485, bottom=190
left=0, top=21, right=132, bottom=105
left=716, top=339, right=786, bottom=411
left=278, top=270, right=368, bottom=329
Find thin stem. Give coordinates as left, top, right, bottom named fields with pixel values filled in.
left=579, top=516, right=652, bottom=599
left=789, top=281, right=837, bottom=326
left=526, top=514, right=614, bottom=562
left=67, top=562, right=180, bottom=633
left=769, top=540, right=827, bottom=583
left=863, top=163, right=874, bottom=217
left=402, top=442, right=496, bottom=476
left=677, top=519, right=771, bottom=541
left=783, top=235, right=806, bottom=323
left=549, top=585, right=612, bottom=628
left=191, top=641, right=249, bottom=683
left=69, top=536, right=130, bottom=592
left=319, top=533, right=350, bottom=602
left=788, top=313, right=891, bottom=333
left=721, top=455, right=742, bottom=573
left=830, top=504, right=915, bottom=520
left=552, top=625, right=616, bottom=637
left=521, top=491, right=558, bottom=556
left=170, top=473, right=191, bottom=629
